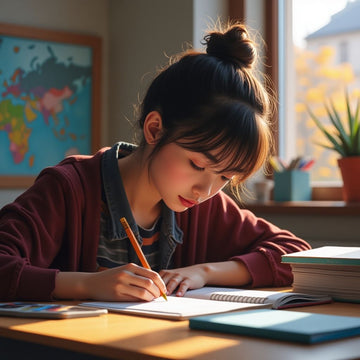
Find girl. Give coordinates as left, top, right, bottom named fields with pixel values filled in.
left=0, top=23, right=310, bottom=302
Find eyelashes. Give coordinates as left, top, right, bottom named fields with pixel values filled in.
left=189, top=160, right=205, bottom=171
left=190, top=160, right=231, bottom=182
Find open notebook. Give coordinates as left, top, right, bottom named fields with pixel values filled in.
left=81, top=287, right=331, bottom=320
left=81, top=296, right=269, bottom=320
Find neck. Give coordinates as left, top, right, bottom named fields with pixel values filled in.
left=118, top=149, right=162, bottom=228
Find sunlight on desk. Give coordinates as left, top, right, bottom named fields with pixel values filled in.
left=2, top=300, right=360, bottom=360
left=8, top=314, right=184, bottom=343
left=141, top=335, right=239, bottom=358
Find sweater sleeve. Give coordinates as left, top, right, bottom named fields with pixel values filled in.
left=175, top=191, right=311, bottom=288
left=0, top=169, right=79, bottom=301
left=0, top=150, right=104, bottom=301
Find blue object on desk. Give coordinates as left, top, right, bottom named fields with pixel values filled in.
left=189, top=309, right=360, bottom=344
left=273, top=170, right=311, bottom=201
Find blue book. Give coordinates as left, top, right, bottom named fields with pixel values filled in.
left=189, top=309, right=360, bottom=344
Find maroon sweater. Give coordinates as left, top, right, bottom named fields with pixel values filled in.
left=0, top=148, right=310, bottom=300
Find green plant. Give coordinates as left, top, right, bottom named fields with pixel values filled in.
left=307, top=92, right=360, bottom=157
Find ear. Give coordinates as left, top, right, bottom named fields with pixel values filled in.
left=143, top=111, right=163, bottom=145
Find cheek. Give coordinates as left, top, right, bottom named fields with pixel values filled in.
left=159, top=157, right=188, bottom=184
left=152, top=149, right=192, bottom=187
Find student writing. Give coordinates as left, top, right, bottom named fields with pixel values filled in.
left=0, top=22, right=310, bottom=302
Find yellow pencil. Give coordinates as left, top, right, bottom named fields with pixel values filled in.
left=120, top=217, right=168, bottom=301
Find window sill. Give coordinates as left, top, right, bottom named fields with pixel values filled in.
left=242, top=200, right=360, bottom=215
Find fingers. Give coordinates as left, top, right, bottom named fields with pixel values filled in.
left=88, top=263, right=168, bottom=302
left=174, top=280, right=190, bottom=297
left=126, top=263, right=167, bottom=298
left=115, top=268, right=160, bottom=300
left=160, top=271, right=190, bottom=297
left=118, top=263, right=168, bottom=300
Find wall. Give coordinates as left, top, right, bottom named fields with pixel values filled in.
left=107, top=0, right=194, bottom=144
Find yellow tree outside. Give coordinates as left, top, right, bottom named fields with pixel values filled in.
left=295, top=45, right=358, bottom=181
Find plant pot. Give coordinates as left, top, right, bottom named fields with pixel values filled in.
left=337, top=157, right=360, bottom=202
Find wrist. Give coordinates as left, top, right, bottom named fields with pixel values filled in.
left=53, top=272, right=90, bottom=300
left=198, top=263, right=213, bottom=284
left=202, top=261, right=252, bottom=287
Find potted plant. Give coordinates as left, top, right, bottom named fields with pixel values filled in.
left=307, top=91, right=360, bottom=202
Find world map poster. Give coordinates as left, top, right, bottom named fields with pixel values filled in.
left=0, top=31, right=95, bottom=179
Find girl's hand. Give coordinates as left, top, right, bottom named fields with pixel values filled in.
left=54, top=263, right=167, bottom=301
left=159, top=261, right=252, bottom=297
left=159, top=264, right=210, bottom=297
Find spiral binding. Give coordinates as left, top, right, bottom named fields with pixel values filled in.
left=210, top=294, right=266, bottom=304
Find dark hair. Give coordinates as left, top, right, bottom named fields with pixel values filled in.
left=137, top=23, right=273, bottom=199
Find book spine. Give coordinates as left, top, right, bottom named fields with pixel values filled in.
left=209, top=294, right=266, bottom=304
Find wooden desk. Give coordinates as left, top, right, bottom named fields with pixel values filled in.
left=0, top=301, right=359, bottom=360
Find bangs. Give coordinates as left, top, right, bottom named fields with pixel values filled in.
left=149, top=99, right=271, bottom=190
left=174, top=115, right=263, bottom=183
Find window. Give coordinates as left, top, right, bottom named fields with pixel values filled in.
left=279, top=0, right=360, bottom=185
left=263, top=0, right=360, bottom=188
left=229, top=0, right=360, bottom=200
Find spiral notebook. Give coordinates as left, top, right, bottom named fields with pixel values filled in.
left=182, top=287, right=332, bottom=309
left=81, top=287, right=331, bottom=320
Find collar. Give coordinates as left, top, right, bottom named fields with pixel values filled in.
left=101, top=142, right=183, bottom=246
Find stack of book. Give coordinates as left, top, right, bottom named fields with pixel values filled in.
left=282, top=246, right=360, bottom=303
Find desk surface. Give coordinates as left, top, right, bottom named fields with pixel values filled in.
left=1, top=300, right=360, bottom=360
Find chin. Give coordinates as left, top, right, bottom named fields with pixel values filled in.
left=176, top=206, right=191, bottom=212
left=163, top=200, right=189, bottom=212
left=171, top=205, right=189, bottom=212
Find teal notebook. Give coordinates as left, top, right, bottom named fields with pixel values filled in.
left=189, top=309, right=360, bottom=344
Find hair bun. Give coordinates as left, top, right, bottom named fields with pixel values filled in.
left=204, top=24, right=256, bottom=69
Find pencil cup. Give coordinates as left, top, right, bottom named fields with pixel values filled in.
left=254, top=180, right=273, bottom=203
left=273, top=170, right=311, bottom=201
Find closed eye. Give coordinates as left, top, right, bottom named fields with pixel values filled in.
left=189, top=160, right=205, bottom=171
left=190, top=160, right=232, bottom=181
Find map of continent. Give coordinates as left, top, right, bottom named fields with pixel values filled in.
left=0, top=35, right=93, bottom=176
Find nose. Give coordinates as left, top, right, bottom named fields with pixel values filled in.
left=192, top=173, right=216, bottom=201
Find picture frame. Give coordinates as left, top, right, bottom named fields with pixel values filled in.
left=0, top=23, right=101, bottom=188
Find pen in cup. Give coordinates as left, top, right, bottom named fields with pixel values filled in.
left=120, top=217, right=168, bottom=301
left=269, top=156, right=315, bottom=172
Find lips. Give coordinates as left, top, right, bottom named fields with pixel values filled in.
left=178, top=196, right=198, bottom=208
